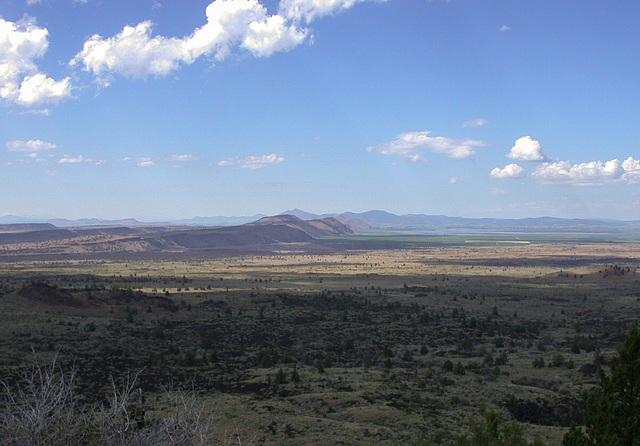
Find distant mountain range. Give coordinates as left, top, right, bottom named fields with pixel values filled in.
left=2, top=209, right=639, bottom=232
left=280, top=209, right=640, bottom=232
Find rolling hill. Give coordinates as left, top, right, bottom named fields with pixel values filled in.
left=0, top=215, right=353, bottom=258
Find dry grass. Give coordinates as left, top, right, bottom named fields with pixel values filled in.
left=0, top=240, right=638, bottom=445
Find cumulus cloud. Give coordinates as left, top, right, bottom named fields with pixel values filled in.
left=532, top=157, right=640, bottom=185
left=622, top=157, right=640, bottom=183
left=500, top=25, right=510, bottom=32
left=508, top=136, right=551, bottom=162
left=0, top=17, right=72, bottom=106
left=279, top=0, right=384, bottom=23
left=490, top=163, right=525, bottom=179
left=71, top=0, right=308, bottom=85
left=70, top=22, right=189, bottom=86
left=463, top=118, right=488, bottom=128
left=492, top=134, right=640, bottom=186
left=367, top=131, right=487, bottom=162
left=241, top=13, right=308, bottom=57
left=217, top=153, right=285, bottom=169
left=6, top=139, right=58, bottom=152
left=71, top=0, right=387, bottom=85
left=16, top=73, right=72, bottom=106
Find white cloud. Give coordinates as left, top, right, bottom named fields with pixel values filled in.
left=70, top=21, right=189, bottom=86
left=70, top=0, right=385, bottom=86
left=279, top=0, right=384, bottom=23
left=449, top=176, right=458, bottom=184
left=507, top=136, right=551, bottom=162
left=26, top=0, right=44, bottom=5
left=0, top=17, right=72, bottom=106
left=56, top=154, right=104, bottom=165
left=532, top=157, right=640, bottom=185
left=490, top=163, right=525, bottom=179
left=18, top=108, right=51, bottom=116
left=217, top=153, right=285, bottom=169
left=16, top=73, right=72, bottom=106
left=242, top=14, right=308, bottom=57
left=367, top=131, right=487, bottom=162
left=59, top=154, right=85, bottom=164
left=165, top=154, right=200, bottom=162
left=137, top=157, right=156, bottom=167
left=491, top=188, right=507, bottom=196
left=500, top=25, right=510, bottom=32
left=71, top=0, right=308, bottom=85
left=622, top=157, right=640, bottom=183
left=6, top=139, right=58, bottom=152
left=462, top=118, right=488, bottom=128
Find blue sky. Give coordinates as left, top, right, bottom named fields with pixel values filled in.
left=1, top=0, right=639, bottom=221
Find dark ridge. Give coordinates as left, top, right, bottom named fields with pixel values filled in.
left=0, top=223, right=59, bottom=233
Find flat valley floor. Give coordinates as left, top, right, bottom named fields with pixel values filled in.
left=0, top=238, right=638, bottom=444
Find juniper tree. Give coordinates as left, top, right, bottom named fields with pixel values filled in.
left=563, top=324, right=640, bottom=446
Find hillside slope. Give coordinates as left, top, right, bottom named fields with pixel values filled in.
left=0, top=215, right=352, bottom=258
left=249, top=215, right=353, bottom=237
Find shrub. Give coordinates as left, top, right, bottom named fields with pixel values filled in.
left=453, top=362, right=466, bottom=376
left=563, top=324, right=640, bottom=445
left=532, top=356, right=545, bottom=368
left=0, top=353, right=248, bottom=446
left=460, top=410, right=543, bottom=446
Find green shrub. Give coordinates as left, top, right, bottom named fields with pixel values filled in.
left=563, top=324, right=640, bottom=445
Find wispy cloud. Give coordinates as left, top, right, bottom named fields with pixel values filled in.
left=462, top=118, right=488, bottom=128
left=164, top=154, right=201, bottom=162
left=217, top=153, right=285, bottom=169
left=278, top=0, right=385, bottom=23
left=136, top=157, right=155, bottom=167
left=6, top=139, right=58, bottom=152
left=367, top=130, right=487, bottom=162
left=58, top=155, right=84, bottom=164
left=500, top=25, right=510, bottom=32
left=18, top=108, right=51, bottom=116
left=58, top=154, right=106, bottom=165
left=491, top=188, right=507, bottom=196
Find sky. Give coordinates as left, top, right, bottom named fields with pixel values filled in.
left=1, top=0, right=639, bottom=221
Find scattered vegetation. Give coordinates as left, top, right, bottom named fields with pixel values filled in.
left=0, top=240, right=637, bottom=444
left=0, top=354, right=249, bottom=446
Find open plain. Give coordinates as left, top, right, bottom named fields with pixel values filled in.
left=0, top=235, right=639, bottom=445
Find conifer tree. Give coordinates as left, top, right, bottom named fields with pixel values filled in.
left=563, top=324, right=640, bottom=446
